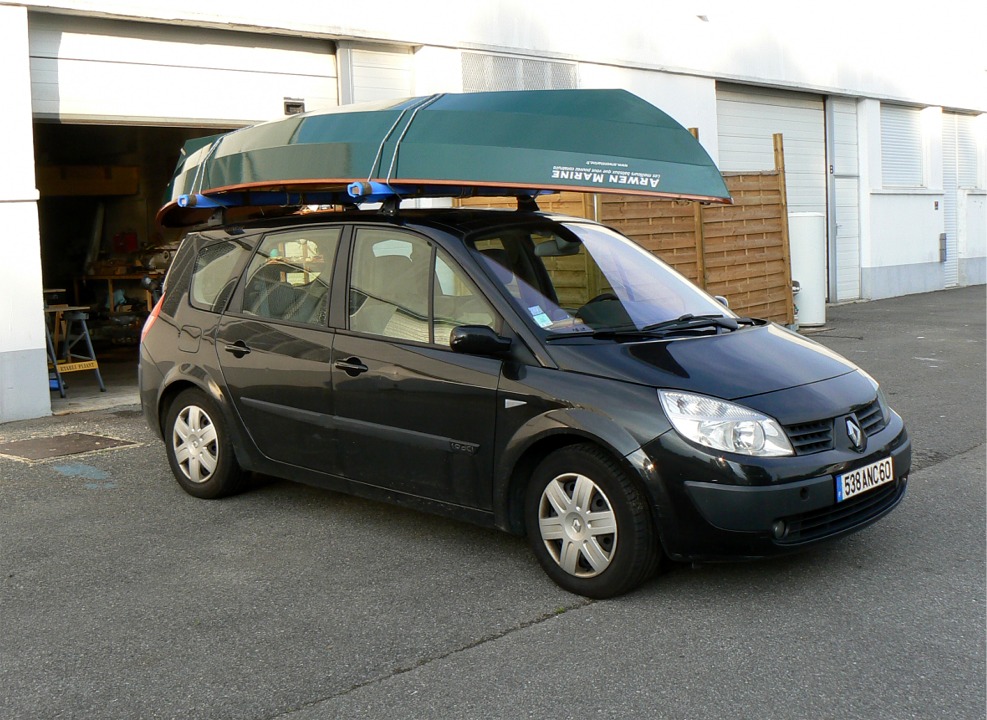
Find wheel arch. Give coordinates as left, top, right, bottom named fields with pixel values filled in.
left=155, top=367, right=251, bottom=469
left=493, top=408, right=660, bottom=537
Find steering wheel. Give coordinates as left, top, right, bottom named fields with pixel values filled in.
left=585, top=292, right=619, bottom=304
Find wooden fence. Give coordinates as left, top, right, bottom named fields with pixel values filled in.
left=460, top=134, right=795, bottom=324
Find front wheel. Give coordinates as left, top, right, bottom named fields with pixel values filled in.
left=524, top=444, right=660, bottom=599
left=163, top=388, right=244, bottom=499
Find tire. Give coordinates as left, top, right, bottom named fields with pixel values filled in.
left=163, top=388, right=244, bottom=499
left=524, top=444, right=660, bottom=599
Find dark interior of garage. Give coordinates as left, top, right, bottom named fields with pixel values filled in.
left=34, top=122, right=229, bottom=404
left=35, top=123, right=231, bottom=404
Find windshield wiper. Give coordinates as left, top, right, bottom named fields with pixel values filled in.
left=546, top=314, right=759, bottom=341
left=586, top=314, right=757, bottom=340
left=639, top=313, right=739, bottom=333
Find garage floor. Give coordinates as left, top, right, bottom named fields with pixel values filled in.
left=50, top=345, right=139, bottom=415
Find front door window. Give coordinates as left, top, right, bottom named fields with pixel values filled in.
left=348, top=228, right=498, bottom=345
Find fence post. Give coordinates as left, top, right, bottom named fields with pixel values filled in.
left=689, top=128, right=708, bottom=289
left=773, top=133, right=796, bottom=326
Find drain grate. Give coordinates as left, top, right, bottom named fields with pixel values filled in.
left=0, top=433, right=138, bottom=461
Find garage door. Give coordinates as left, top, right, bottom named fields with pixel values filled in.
left=942, top=112, right=982, bottom=287
left=716, top=84, right=826, bottom=214
left=828, top=97, right=861, bottom=301
left=716, top=85, right=830, bottom=303
left=29, top=14, right=337, bottom=126
left=337, top=43, right=414, bottom=104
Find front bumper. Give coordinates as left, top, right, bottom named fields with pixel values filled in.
left=641, top=411, right=911, bottom=561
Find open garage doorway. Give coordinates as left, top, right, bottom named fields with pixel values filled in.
left=34, top=123, right=230, bottom=409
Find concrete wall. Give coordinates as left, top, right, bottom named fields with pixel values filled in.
left=858, top=99, right=987, bottom=299
left=959, top=190, right=987, bottom=286
left=864, top=191, right=947, bottom=298
left=0, top=4, right=50, bottom=422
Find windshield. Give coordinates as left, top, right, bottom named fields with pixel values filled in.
left=468, top=221, right=734, bottom=336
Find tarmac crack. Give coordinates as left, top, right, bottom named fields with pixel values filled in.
left=265, top=597, right=594, bottom=719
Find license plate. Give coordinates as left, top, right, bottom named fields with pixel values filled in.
left=836, top=457, right=894, bottom=502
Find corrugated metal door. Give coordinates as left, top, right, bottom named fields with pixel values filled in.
left=716, top=85, right=827, bottom=215
left=29, top=14, right=337, bottom=125
left=337, top=43, right=413, bottom=104
left=942, top=112, right=981, bottom=287
left=828, top=97, right=861, bottom=301
left=716, top=85, right=827, bottom=303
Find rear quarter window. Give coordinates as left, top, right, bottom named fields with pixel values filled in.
left=189, top=240, right=252, bottom=313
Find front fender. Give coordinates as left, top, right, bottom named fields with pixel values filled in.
left=491, top=406, right=654, bottom=534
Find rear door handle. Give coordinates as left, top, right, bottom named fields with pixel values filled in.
left=224, top=340, right=251, bottom=358
left=334, top=357, right=369, bottom=376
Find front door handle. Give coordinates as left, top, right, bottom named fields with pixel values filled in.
left=334, top=357, right=369, bottom=376
left=224, top=340, right=251, bottom=358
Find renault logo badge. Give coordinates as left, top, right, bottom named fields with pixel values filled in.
left=846, top=417, right=866, bottom=452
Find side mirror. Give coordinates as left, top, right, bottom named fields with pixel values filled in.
left=450, top=325, right=512, bottom=355
left=714, top=295, right=730, bottom=308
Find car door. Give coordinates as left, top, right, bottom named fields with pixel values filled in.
left=330, top=226, right=502, bottom=509
left=215, top=225, right=344, bottom=473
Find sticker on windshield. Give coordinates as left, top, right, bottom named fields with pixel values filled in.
left=528, top=305, right=553, bottom=328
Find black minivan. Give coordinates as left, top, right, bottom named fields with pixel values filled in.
left=140, top=208, right=910, bottom=598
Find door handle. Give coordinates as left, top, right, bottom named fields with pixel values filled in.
left=224, top=340, right=251, bottom=358
left=334, top=357, right=369, bottom=376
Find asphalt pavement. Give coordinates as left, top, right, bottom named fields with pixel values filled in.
left=1, top=285, right=984, bottom=720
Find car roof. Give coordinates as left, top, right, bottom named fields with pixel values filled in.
left=193, top=206, right=597, bottom=241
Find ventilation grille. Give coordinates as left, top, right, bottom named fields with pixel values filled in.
left=462, top=52, right=577, bottom=92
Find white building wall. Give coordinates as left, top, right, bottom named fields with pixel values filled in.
left=0, top=4, right=50, bottom=422
left=578, top=65, right=720, bottom=163
left=412, top=46, right=464, bottom=96
left=958, top=189, right=987, bottom=286
left=11, top=1, right=987, bottom=113
left=858, top=100, right=961, bottom=299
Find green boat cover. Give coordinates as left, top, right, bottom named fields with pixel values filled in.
left=159, top=89, right=731, bottom=226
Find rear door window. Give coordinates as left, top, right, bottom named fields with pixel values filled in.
left=240, top=227, right=342, bottom=327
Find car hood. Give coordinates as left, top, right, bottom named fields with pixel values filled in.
left=545, top=323, right=858, bottom=400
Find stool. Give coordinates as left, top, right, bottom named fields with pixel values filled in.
left=60, top=311, right=106, bottom=392
left=45, top=321, right=66, bottom=398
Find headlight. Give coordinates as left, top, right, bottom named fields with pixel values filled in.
left=658, top=389, right=794, bottom=457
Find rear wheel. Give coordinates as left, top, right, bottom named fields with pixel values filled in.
left=164, top=388, right=243, bottom=499
left=525, top=444, right=660, bottom=598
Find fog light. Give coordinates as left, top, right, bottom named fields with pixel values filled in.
left=771, top=520, right=787, bottom=539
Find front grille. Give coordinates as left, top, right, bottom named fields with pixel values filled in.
left=784, top=419, right=834, bottom=454
left=857, top=398, right=888, bottom=435
left=783, top=397, right=889, bottom=456
left=776, top=478, right=905, bottom=544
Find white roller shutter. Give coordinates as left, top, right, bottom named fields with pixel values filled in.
left=829, top=97, right=861, bottom=301
left=337, top=43, right=413, bottom=104
left=880, top=104, right=925, bottom=187
left=716, top=85, right=826, bottom=215
left=29, top=14, right=337, bottom=126
left=716, top=85, right=829, bottom=306
left=942, top=112, right=983, bottom=287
